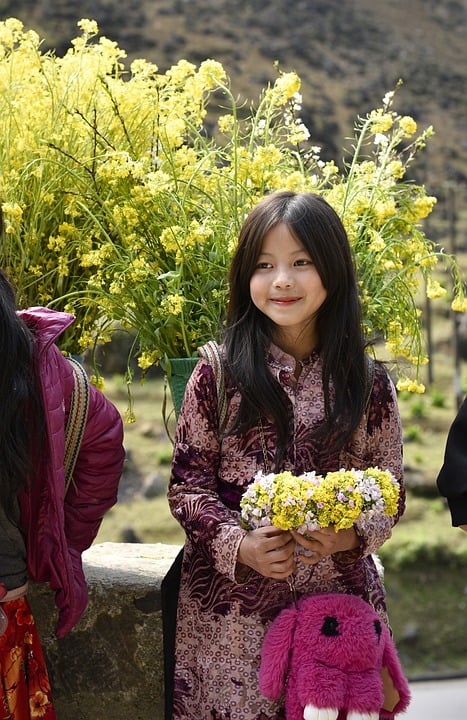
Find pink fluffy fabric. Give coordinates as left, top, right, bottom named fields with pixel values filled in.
left=259, top=593, right=410, bottom=720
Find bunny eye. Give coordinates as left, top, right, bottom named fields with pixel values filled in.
left=374, top=620, right=382, bottom=638
left=321, top=615, right=340, bottom=636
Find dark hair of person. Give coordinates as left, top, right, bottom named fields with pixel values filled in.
left=223, top=190, right=368, bottom=466
left=0, top=269, right=44, bottom=518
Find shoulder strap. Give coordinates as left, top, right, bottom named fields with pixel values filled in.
left=64, top=357, right=91, bottom=495
left=365, top=355, right=375, bottom=411
left=198, top=340, right=228, bottom=432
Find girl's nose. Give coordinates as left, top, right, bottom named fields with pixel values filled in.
left=273, top=269, right=293, bottom=288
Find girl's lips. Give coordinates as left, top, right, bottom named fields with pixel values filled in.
left=270, top=297, right=301, bottom=304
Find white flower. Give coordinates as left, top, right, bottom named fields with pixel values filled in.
left=374, top=133, right=389, bottom=147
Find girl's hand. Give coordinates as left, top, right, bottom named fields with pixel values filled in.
left=290, top=526, right=360, bottom=565
left=237, top=526, right=296, bottom=579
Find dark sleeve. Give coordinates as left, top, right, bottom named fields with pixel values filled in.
left=436, top=397, right=467, bottom=526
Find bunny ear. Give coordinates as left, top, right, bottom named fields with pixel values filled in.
left=258, top=604, right=299, bottom=700
left=381, top=635, right=411, bottom=716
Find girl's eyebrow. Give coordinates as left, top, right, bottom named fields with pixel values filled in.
left=258, top=249, right=307, bottom=257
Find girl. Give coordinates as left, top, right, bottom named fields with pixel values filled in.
left=168, top=191, right=405, bottom=720
left=0, top=268, right=125, bottom=719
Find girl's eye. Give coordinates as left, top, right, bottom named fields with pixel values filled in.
left=256, top=262, right=272, bottom=269
left=295, top=258, right=313, bottom=266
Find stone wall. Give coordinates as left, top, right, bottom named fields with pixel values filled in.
left=28, top=543, right=181, bottom=720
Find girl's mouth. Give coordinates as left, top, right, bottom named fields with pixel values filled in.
left=271, top=297, right=301, bottom=304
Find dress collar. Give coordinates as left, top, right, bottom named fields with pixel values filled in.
left=267, top=342, right=320, bottom=372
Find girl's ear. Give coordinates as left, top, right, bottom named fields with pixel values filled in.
left=258, top=605, right=298, bottom=700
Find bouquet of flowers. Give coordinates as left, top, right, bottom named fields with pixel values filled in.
left=240, top=467, right=400, bottom=533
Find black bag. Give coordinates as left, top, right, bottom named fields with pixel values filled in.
left=161, top=547, right=184, bottom=720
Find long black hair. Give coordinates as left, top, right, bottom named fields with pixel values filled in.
left=0, top=269, right=43, bottom=517
left=223, top=190, right=368, bottom=465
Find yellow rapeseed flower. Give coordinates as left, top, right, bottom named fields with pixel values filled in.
left=162, top=294, right=185, bottom=317
left=426, top=278, right=447, bottom=300
left=406, top=195, right=437, bottom=221
left=451, top=297, right=467, bottom=312
left=271, top=72, right=301, bottom=105
left=369, top=110, right=393, bottom=133
left=1, top=202, right=23, bottom=221
left=77, top=19, right=99, bottom=37
left=138, top=350, right=159, bottom=370
left=197, top=59, right=227, bottom=88
left=399, top=115, right=417, bottom=137
left=396, top=378, right=426, bottom=394
left=218, top=114, right=235, bottom=135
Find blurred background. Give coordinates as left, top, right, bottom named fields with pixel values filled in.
left=1, top=0, right=467, bottom=680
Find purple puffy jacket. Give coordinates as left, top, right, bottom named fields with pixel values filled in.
left=18, top=307, right=125, bottom=637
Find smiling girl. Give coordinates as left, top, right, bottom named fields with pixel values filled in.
left=167, top=191, right=405, bottom=720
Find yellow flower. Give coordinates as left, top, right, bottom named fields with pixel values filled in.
left=368, top=232, right=386, bottom=253
left=138, top=350, right=159, bottom=370
left=130, top=57, right=159, bottom=76
left=374, top=199, right=397, bottom=223
left=77, top=19, right=99, bottom=37
left=406, top=195, right=437, bottom=220
left=124, top=409, right=137, bottom=424
left=399, top=115, right=417, bottom=137
left=58, top=256, right=69, bottom=277
left=451, top=297, right=467, bottom=312
left=369, top=110, right=393, bottom=133
left=198, top=58, right=227, bottom=87
left=218, top=114, right=235, bottom=134
left=1, top=202, right=23, bottom=220
left=90, top=374, right=105, bottom=391
left=396, top=378, right=426, bottom=394
left=386, top=160, right=405, bottom=179
left=162, top=294, right=185, bottom=316
left=271, top=72, right=301, bottom=105
left=166, top=58, right=196, bottom=84
left=426, top=278, right=447, bottom=300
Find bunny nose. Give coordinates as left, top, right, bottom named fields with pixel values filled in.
left=321, top=615, right=340, bottom=637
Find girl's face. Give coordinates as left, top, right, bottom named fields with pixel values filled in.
left=249, top=222, right=327, bottom=358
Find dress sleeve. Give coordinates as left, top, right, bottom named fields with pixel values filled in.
left=436, top=397, right=467, bottom=526
left=352, top=364, right=405, bottom=557
left=168, top=360, right=247, bottom=580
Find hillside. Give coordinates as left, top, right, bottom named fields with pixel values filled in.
left=1, top=0, right=467, bottom=212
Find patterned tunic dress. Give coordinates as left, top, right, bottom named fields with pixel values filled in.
left=168, top=344, right=405, bottom=720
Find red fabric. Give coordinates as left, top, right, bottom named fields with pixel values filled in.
left=0, top=597, right=56, bottom=719
left=17, top=308, right=125, bottom=637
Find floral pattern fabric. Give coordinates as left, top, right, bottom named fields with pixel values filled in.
left=168, top=345, right=405, bottom=720
left=0, top=597, right=56, bottom=719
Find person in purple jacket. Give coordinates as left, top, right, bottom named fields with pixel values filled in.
left=0, top=268, right=125, bottom=719
left=437, top=396, right=467, bottom=531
